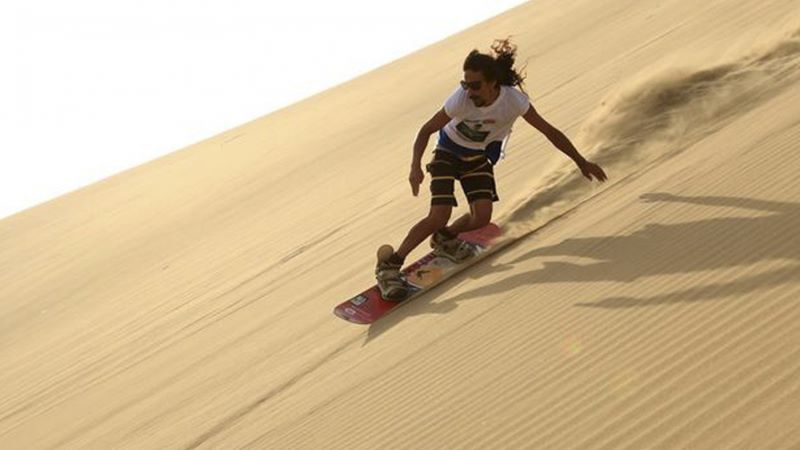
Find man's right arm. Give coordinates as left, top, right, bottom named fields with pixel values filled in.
left=409, top=108, right=452, bottom=196
left=412, top=108, right=451, bottom=168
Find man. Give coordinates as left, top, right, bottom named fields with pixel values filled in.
left=376, top=40, right=608, bottom=300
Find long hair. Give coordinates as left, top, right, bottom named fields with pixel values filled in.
left=463, top=38, right=526, bottom=91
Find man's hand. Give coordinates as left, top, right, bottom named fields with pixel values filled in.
left=578, top=160, right=608, bottom=182
left=409, top=164, right=425, bottom=196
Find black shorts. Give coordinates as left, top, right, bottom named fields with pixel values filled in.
left=426, top=149, right=499, bottom=207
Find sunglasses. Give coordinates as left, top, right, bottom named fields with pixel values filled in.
left=460, top=80, right=483, bottom=91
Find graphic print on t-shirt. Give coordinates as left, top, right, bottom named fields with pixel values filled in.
left=456, top=120, right=490, bottom=143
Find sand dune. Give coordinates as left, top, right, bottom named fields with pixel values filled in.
left=2, top=0, right=800, bottom=448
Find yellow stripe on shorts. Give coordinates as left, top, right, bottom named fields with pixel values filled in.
left=461, top=171, right=493, bottom=179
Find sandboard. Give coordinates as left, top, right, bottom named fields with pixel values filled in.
left=333, top=223, right=503, bottom=324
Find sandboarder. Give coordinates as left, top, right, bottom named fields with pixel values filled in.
left=376, top=39, right=608, bottom=300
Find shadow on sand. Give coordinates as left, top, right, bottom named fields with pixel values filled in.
left=364, top=193, right=800, bottom=344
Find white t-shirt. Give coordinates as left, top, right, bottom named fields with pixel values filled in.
left=440, top=85, right=530, bottom=154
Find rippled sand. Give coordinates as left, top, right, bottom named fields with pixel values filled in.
left=2, top=1, right=800, bottom=448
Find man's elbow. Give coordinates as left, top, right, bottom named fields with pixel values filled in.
left=543, top=122, right=569, bottom=140
left=420, top=124, right=439, bottom=137
left=546, top=129, right=573, bottom=149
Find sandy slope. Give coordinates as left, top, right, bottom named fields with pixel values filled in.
left=2, top=0, right=800, bottom=448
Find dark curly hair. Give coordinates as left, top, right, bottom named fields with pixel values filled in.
left=463, top=38, right=526, bottom=91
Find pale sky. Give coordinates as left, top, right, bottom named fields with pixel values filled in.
left=1, top=1, right=528, bottom=220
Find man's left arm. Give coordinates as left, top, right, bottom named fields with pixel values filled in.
left=522, top=104, right=608, bottom=182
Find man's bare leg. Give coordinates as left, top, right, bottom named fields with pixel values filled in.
left=443, top=199, right=493, bottom=237
left=395, top=205, right=452, bottom=259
